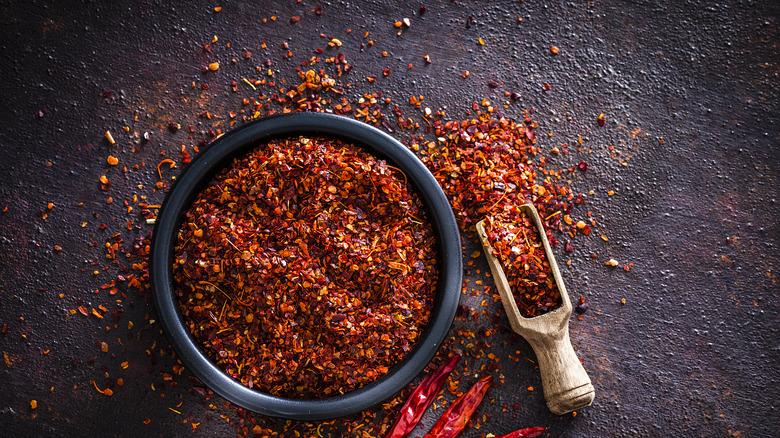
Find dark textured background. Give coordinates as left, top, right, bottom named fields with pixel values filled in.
left=1, top=1, right=778, bottom=436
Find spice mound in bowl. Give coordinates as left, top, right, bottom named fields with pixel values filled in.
left=172, top=135, right=439, bottom=399
left=484, top=212, right=562, bottom=318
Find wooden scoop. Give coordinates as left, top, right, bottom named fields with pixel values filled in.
left=476, top=204, right=594, bottom=415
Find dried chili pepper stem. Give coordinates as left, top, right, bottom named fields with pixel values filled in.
left=385, top=354, right=461, bottom=438
left=423, top=375, right=493, bottom=438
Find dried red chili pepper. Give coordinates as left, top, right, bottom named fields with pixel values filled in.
left=484, top=212, right=562, bottom=317
left=494, top=427, right=547, bottom=438
left=423, top=375, right=493, bottom=438
left=173, top=135, right=439, bottom=398
left=385, top=354, right=461, bottom=438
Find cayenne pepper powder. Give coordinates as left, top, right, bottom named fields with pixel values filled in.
left=484, top=211, right=562, bottom=317
left=173, top=135, right=439, bottom=398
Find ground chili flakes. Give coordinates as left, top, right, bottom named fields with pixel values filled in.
left=484, top=211, right=562, bottom=318
left=417, top=112, right=581, bottom=247
left=173, top=135, right=439, bottom=398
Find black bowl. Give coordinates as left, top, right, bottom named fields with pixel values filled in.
left=150, top=112, right=461, bottom=420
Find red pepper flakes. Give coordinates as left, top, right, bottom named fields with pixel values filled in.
left=156, top=159, right=176, bottom=179
left=92, top=380, right=114, bottom=396
left=575, top=296, right=588, bottom=314
left=416, top=112, right=580, bottom=246
left=173, top=136, right=439, bottom=398
left=484, top=212, right=562, bottom=317
left=90, top=26, right=599, bottom=435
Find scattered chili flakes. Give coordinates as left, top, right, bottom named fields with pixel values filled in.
left=157, top=159, right=176, bottom=179
left=92, top=380, right=113, bottom=396
left=550, top=46, right=560, bottom=54
left=417, top=111, right=580, bottom=245
left=106, top=155, right=119, bottom=166
left=605, top=259, right=618, bottom=267
left=30, top=400, right=37, bottom=409
left=78, top=25, right=609, bottom=435
left=173, top=136, right=438, bottom=398
left=208, top=62, right=220, bottom=71
left=575, top=297, right=588, bottom=314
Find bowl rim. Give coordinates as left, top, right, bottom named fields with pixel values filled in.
left=149, top=112, right=462, bottom=420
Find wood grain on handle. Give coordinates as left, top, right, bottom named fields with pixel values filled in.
left=522, top=320, right=595, bottom=415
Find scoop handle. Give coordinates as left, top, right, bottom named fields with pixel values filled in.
left=526, top=327, right=595, bottom=415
